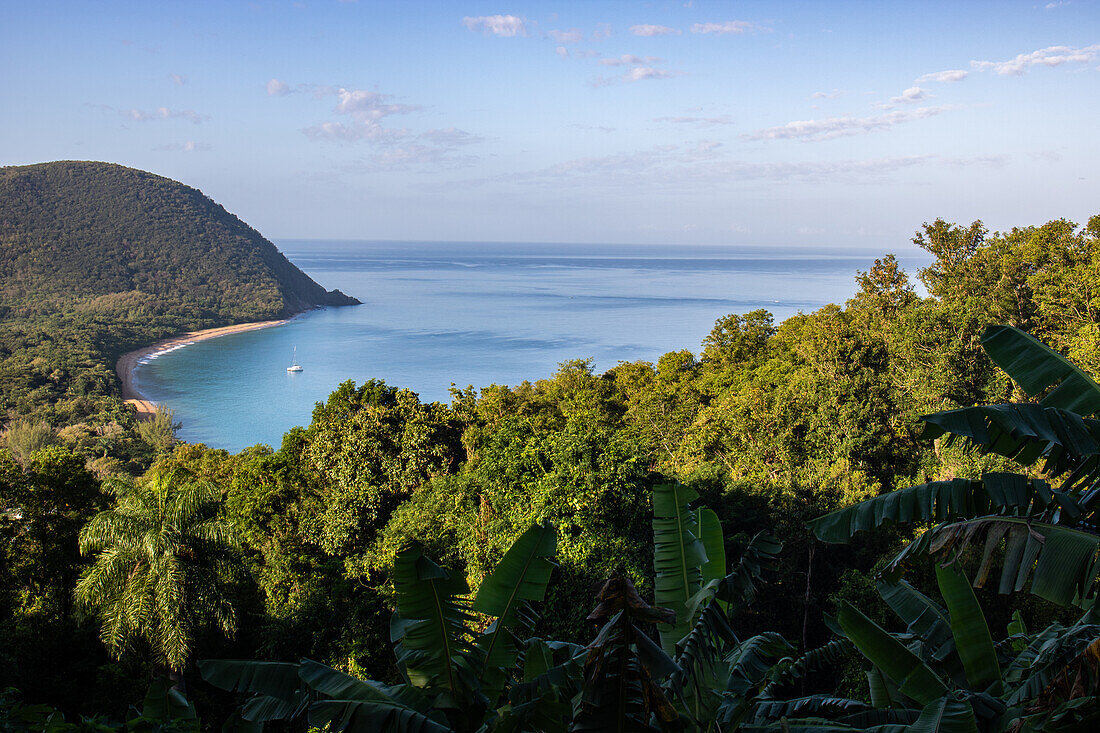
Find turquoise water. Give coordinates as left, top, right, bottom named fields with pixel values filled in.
left=133, top=241, right=929, bottom=452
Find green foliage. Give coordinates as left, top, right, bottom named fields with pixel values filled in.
left=136, top=406, right=180, bottom=454
left=0, top=160, right=356, bottom=434
left=812, top=325, right=1100, bottom=612
left=9, top=211, right=1100, bottom=726
left=815, top=572, right=1100, bottom=732
left=75, top=467, right=242, bottom=672
left=653, top=482, right=708, bottom=655
left=201, top=525, right=563, bottom=733
left=2, top=420, right=57, bottom=466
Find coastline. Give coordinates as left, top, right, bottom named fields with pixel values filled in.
left=117, top=319, right=289, bottom=419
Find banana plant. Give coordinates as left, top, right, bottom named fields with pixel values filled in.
left=572, top=573, right=681, bottom=732
left=653, top=482, right=819, bottom=731
left=200, top=522, right=565, bottom=732
left=809, top=325, right=1100, bottom=609
left=754, top=563, right=1100, bottom=732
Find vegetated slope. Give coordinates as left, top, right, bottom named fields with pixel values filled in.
left=0, top=160, right=358, bottom=323
left=0, top=161, right=358, bottom=423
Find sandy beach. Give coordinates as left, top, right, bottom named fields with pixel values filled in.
left=116, top=319, right=288, bottom=419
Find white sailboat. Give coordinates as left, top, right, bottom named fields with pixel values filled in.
left=287, top=346, right=303, bottom=372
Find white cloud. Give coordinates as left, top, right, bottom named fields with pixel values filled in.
left=548, top=28, right=582, bottom=42
left=266, top=78, right=291, bottom=96
left=154, top=140, right=210, bottom=152
left=340, top=129, right=485, bottom=171
left=294, top=85, right=420, bottom=142
left=462, top=15, right=527, bottom=37
left=591, top=53, right=678, bottom=85
left=742, top=106, right=949, bottom=142
left=570, top=123, right=617, bottom=133
left=626, top=67, right=674, bottom=82
left=170, top=73, right=187, bottom=86
left=417, top=127, right=485, bottom=147
left=915, top=69, right=968, bottom=83
left=630, top=24, right=680, bottom=36
left=335, top=88, right=419, bottom=117
left=469, top=146, right=942, bottom=189
left=300, top=87, right=421, bottom=143
left=556, top=46, right=568, bottom=57
left=884, top=86, right=928, bottom=106
left=302, top=121, right=407, bottom=143
left=971, top=44, right=1099, bottom=75
left=599, top=54, right=662, bottom=67
left=691, top=21, right=762, bottom=34
left=592, top=23, right=612, bottom=40
left=810, top=89, right=843, bottom=99
left=291, top=84, right=484, bottom=169
left=654, top=115, right=734, bottom=125
left=123, top=107, right=208, bottom=124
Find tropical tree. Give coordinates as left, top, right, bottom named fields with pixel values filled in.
left=809, top=324, right=1100, bottom=609
left=75, top=466, right=241, bottom=684
left=200, top=522, right=565, bottom=732
left=753, top=566, right=1100, bottom=732
left=202, top=481, right=855, bottom=732
left=793, top=324, right=1100, bottom=730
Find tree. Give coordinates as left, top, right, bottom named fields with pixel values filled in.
left=200, top=523, right=563, bottom=732
left=75, top=466, right=241, bottom=684
left=136, top=405, right=181, bottom=454
left=809, top=325, right=1100, bottom=610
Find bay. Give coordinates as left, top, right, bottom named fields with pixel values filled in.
left=132, top=241, right=930, bottom=452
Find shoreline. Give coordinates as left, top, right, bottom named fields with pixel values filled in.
left=116, top=319, right=289, bottom=419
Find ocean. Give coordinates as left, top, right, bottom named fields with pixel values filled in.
left=132, top=241, right=930, bottom=452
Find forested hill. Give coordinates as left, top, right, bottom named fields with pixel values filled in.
left=0, top=160, right=358, bottom=322
left=0, top=160, right=356, bottom=425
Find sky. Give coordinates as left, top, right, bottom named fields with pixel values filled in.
left=1, top=0, right=1098, bottom=248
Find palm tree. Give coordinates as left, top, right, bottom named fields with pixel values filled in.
left=75, top=466, right=241, bottom=685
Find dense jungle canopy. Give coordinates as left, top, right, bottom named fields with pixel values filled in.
left=3, top=163, right=1100, bottom=728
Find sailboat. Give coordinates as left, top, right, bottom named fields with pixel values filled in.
left=287, top=346, right=303, bottom=372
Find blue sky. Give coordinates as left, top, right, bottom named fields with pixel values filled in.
left=2, top=1, right=1098, bottom=248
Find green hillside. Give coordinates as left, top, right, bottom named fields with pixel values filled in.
left=0, top=160, right=357, bottom=322
left=0, top=161, right=358, bottom=424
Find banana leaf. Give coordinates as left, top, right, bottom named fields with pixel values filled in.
left=981, top=325, right=1100, bottom=417
left=713, top=633, right=795, bottom=729
left=752, top=695, right=872, bottom=721
left=308, top=699, right=451, bottom=733
left=197, top=659, right=307, bottom=723
left=653, top=482, right=708, bottom=655
left=472, top=522, right=556, bottom=676
left=809, top=474, right=1056, bottom=544
left=673, top=532, right=782, bottom=693
left=905, top=694, right=979, bottom=733
left=836, top=601, right=947, bottom=706
left=919, top=404, right=1100, bottom=483
left=933, top=564, right=1001, bottom=695
left=133, top=677, right=197, bottom=726
left=697, top=507, right=726, bottom=584
left=758, top=638, right=854, bottom=701
left=390, top=542, right=480, bottom=709
left=885, top=518, right=1100, bottom=609
left=1004, top=622, right=1100, bottom=705
left=876, top=580, right=955, bottom=663
left=297, top=659, right=449, bottom=732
